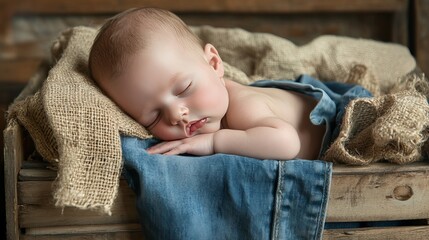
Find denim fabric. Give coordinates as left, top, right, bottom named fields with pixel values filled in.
left=250, top=75, right=372, bottom=157
left=121, top=75, right=372, bottom=240
left=121, top=137, right=332, bottom=240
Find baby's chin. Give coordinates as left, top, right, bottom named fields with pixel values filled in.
left=199, top=123, right=221, bottom=135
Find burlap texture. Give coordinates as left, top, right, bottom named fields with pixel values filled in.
left=323, top=75, right=429, bottom=165
left=7, top=25, right=420, bottom=213
left=192, top=26, right=416, bottom=95
left=8, top=27, right=150, bottom=214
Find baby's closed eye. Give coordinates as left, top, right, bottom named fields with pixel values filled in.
left=176, top=81, right=192, bottom=96
left=146, top=110, right=161, bottom=129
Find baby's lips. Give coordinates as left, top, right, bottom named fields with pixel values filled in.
left=189, top=118, right=208, bottom=135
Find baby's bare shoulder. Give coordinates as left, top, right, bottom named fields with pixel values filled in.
left=225, top=86, right=277, bottom=129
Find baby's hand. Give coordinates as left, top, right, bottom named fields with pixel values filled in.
left=147, top=133, right=215, bottom=156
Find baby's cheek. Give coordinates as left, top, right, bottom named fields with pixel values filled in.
left=151, top=124, right=184, bottom=141
left=193, top=87, right=223, bottom=109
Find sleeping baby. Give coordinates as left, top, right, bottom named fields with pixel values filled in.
left=89, top=7, right=371, bottom=160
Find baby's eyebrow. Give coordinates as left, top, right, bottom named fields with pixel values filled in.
left=169, top=73, right=182, bottom=85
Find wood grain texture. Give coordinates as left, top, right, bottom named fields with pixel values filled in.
left=415, top=0, right=429, bottom=74
left=324, top=225, right=429, bottom=240
left=25, top=223, right=142, bottom=235
left=4, top=122, right=24, bottom=240
left=18, top=180, right=139, bottom=228
left=8, top=0, right=408, bottom=14
left=20, top=231, right=144, bottom=240
left=0, top=0, right=13, bottom=43
left=17, top=162, right=429, bottom=227
left=0, top=59, right=43, bottom=84
left=328, top=162, right=429, bottom=222
left=18, top=225, right=429, bottom=240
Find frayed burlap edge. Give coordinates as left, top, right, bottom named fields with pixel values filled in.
left=323, top=74, right=429, bottom=165
left=46, top=27, right=150, bottom=214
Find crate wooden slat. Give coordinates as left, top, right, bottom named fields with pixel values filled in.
left=18, top=181, right=139, bottom=228
left=327, top=162, right=429, bottom=222
left=0, top=59, right=43, bottom=84
left=415, top=0, right=429, bottom=75
left=4, top=121, right=24, bottom=240
left=24, top=223, right=142, bottom=235
left=17, top=180, right=133, bottom=205
left=8, top=0, right=408, bottom=14
left=323, top=225, right=429, bottom=240
left=18, top=169, right=56, bottom=181
left=13, top=157, right=429, bottom=239
left=16, top=154, right=429, bottom=226
left=20, top=231, right=144, bottom=240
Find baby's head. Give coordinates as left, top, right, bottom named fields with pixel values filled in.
left=89, top=8, right=229, bottom=140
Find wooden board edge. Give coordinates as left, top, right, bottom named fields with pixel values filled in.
left=4, top=121, right=24, bottom=240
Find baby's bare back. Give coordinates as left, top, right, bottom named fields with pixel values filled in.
left=259, top=87, right=325, bottom=159
left=227, top=81, right=325, bottom=160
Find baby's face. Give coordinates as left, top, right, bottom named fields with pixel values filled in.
left=100, top=39, right=229, bottom=140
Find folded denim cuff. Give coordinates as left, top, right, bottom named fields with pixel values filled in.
left=271, top=160, right=332, bottom=240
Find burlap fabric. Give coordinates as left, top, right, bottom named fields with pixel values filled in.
left=323, top=75, right=429, bottom=165
left=7, top=25, right=421, bottom=214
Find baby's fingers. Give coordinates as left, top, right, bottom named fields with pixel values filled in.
left=163, top=147, right=186, bottom=155
left=147, top=141, right=183, bottom=154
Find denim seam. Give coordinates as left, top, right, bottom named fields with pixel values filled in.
left=314, top=163, right=332, bottom=240
left=313, top=163, right=323, bottom=240
left=270, top=161, right=284, bottom=240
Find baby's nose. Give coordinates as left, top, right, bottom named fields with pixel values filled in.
left=168, top=105, right=188, bottom=125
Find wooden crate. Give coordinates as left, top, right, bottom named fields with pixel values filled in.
left=3, top=0, right=429, bottom=239
left=4, top=67, right=429, bottom=239
left=5, top=115, right=429, bottom=240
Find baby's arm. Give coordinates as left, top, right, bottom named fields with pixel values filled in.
left=148, top=97, right=301, bottom=160
left=147, top=117, right=300, bottom=160
left=213, top=117, right=300, bottom=160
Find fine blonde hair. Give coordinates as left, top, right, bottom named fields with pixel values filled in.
left=89, top=7, right=203, bottom=82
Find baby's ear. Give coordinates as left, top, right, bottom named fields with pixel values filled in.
left=204, top=43, right=224, bottom=77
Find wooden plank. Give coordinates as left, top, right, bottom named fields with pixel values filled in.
left=21, top=161, right=51, bottom=170
left=391, top=6, right=408, bottom=46
left=18, top=181, right=54, bottom=205
left=25, top=223, right=141, bottom=235
left=327, top=162, right=429, bottom=222
left=19, top=169, right=57, bottom=181
left=0, top=41, right=47, bottom=60
left=21, top=231, right=144, bottom=240
left=323, top=225, right=429, bottom=240
left=4, top=122, right=24, bottom=240
left=19, top=181, right=139, bottom=228
left=18, top=162, right=429, bottom=227
left=0, top=0, right=13, bottom=43
left=9, top=0, right=408, bottom=14
left=183, top=12, right=396, bottom=44
left=0, top=59, right=43, bottom=84
left=18, top=180, right=133, bottom=205
left=415, top=0, right=429, bottom=75
left=332, top=161, right=429, bottom=175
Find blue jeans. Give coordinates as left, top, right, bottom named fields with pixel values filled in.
left=121, top=75, right=372, bottom=239
left=122, top=137, right=331, bottom=240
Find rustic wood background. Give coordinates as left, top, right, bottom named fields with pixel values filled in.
left=1, top=0, right=428, bottom=239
